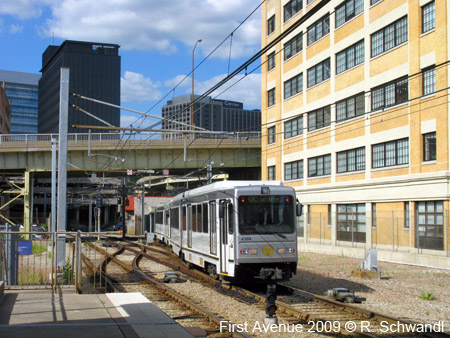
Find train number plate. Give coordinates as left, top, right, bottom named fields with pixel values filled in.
left=240, top=236, right=252, bottom=241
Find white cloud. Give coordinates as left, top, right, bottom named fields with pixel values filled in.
left=42, top=0, right=260, bottom=58
left=0, top=0, right=46, bottom=19
left=195, top=73, right=261, bottom=109
left=163, top=74, right=191, bottom=89
left=121, top=71, right=162, bottom=103
left=9, top=24, right=23, bottom=34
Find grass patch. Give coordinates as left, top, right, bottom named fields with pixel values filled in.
left=32, top=244, right=47, bottom=255
left=298, top=254, right=311, bottom=261
left=19, top=272, right=46, bottom=285
left=420, top=291, right=436, bottom=301
left=338, top=251, right=346, bottom=258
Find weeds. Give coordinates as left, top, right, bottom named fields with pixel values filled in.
left=62, top=259, right=73, bottom=285
left=420, top=292, right=436, bottom=301
left=338, top=251, right=346, bottom=258
left=299, top=254, right=311, bottom=261
left=32, top=244, right=47, bottom=255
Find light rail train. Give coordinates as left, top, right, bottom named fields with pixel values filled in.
left=152, top=181, right=302, bottom=282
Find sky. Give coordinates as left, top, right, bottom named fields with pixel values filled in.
left=0, top=0, right=262, bottom=129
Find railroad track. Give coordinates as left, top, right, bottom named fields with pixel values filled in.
left=83, top=238, right=450, bottom=337
left=231, top=282, right=450, bottom=337
left=80, top=239, right=253, bottom=338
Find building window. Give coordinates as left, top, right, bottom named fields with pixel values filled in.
left=371, top=16, right=408, bottom=57
left=422, top=66, right=436, bottom=96
left=308, top=154, right=331, bottom=177
left=285, top=160, right=303, bottom=181
left=267, top=88, right=275, bottom=107
left=268, top=165, right=275, bottom=180
left=371, top=76, right=408, bottom=111
left=284, top=33, right=303, bottom=61
left=404, top=202, right=410, bottom=229
left=422, top=1, right=435, bottom=33
left=372, top=138, right=409, bottom=169
left=308, top=106, right=330, bottom=131
left=268, top=52, right=275, bottom=71
left=337, top=147, right=365, bottom=173
left=268, top=15, right=275, bottom=35
left=284, top=0, right=302, bottom=22
left=423, top=132, right=436, bottom=161
left=416, top=201, right=444, bottom=250
left=336, top=93, right=365, bottom=122
left=284, top=115, right=303, bottom=139
left=307, top=0, right=315, bottom=4
left=371, top=203, right=377, bottom=228
left=337, top=204, right=366, bottom=243
left=307, top=58, right=330, bottom=88
left=328, top=204, right=332, bottom=226
left=370, top=0, right=381, bottom=5
left=307, top=14, right=330, bottom=46
left=336, top=40, right=364, bottom=74
left=284, top=73, right=303, bottom=99
left=336, top=0, right=364, bottom=28
left=307, top=205, right=311, bottom=225
left=268, top=126, right=275, bottom=144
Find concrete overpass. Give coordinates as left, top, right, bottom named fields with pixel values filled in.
left=0, top=132, right=261, bottom=229
left=0, top=132, right=261, bottom=172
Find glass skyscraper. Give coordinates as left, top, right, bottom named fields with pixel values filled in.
left=0, top=70, right=40, bottom=134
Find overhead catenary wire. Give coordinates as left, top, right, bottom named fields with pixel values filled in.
left=92, top=0, right=272, bottom=171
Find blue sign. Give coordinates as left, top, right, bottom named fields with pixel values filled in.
left=18, top=241, right=32, bottom=255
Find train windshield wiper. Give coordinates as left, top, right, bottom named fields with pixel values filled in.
left=276, top=233, right=287, bottom=238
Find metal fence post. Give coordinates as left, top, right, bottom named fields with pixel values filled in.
left=75, top=231, right=81, bottom=294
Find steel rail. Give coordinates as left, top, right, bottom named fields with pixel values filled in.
left=278, top=283, right=450, bottom=338
left=131, top=250, right=253, bottom=338
left=87, top=240, right=253, bottom=338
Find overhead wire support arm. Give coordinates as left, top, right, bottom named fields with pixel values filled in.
left=72, top=104, right=113, bottom=127
left=70, top=92, right=207, bottom=131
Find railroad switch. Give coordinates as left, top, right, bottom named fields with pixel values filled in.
left=163, top=271, right=180, bottom=283
left=326, top=288, right=356, bottom=303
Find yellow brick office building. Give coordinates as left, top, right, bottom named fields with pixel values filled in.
left=261, top=0, right=450, bottom=267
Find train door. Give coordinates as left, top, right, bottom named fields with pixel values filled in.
left=219, top=200, right=227, bottom=274
left=219, top=200, right=233, bottom=274
left=187, top=205, right=192, bottom=248
left=209, top=201, right=217, bottom=255
left=181, top=206, right=186, bottom=248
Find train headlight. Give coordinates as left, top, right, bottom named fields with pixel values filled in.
left=277, top=248, right=295, bottom=254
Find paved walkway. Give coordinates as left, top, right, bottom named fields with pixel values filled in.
left=0, top=288, right=195, bottom=338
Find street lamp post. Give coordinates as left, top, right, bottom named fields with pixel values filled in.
left=191, top=39, right=202, bottom=134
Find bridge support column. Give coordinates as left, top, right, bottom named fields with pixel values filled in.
left=23, top=171, right=31, bottom=238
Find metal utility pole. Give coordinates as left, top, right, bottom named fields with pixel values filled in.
left=56, top=67, right=69, bottom=270
left=141, top=182, right=145, bottom=234
left=122, top=176, right=126, bottom=239
left=51, top=137, right=57, bottom=233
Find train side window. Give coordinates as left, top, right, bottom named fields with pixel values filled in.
left=197, top=204, right=202, bottom=232
left=228, top=203, right=234, bottom=234
left=202, top=203, right=208, bottom=233
left=192, top=205, right=197, bottom=232
left=182, top=206, right=187, bottom=231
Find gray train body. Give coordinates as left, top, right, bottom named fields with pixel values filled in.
left=152, top=181, right=300, bottom=282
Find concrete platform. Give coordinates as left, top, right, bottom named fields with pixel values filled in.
left=0, top=288, right=195, bottom=338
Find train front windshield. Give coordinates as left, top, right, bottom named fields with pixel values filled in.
left=238, top=195, right=295, bottom=234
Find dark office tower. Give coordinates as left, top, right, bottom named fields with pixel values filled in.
left=38, top=40, right=120, bottom=133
